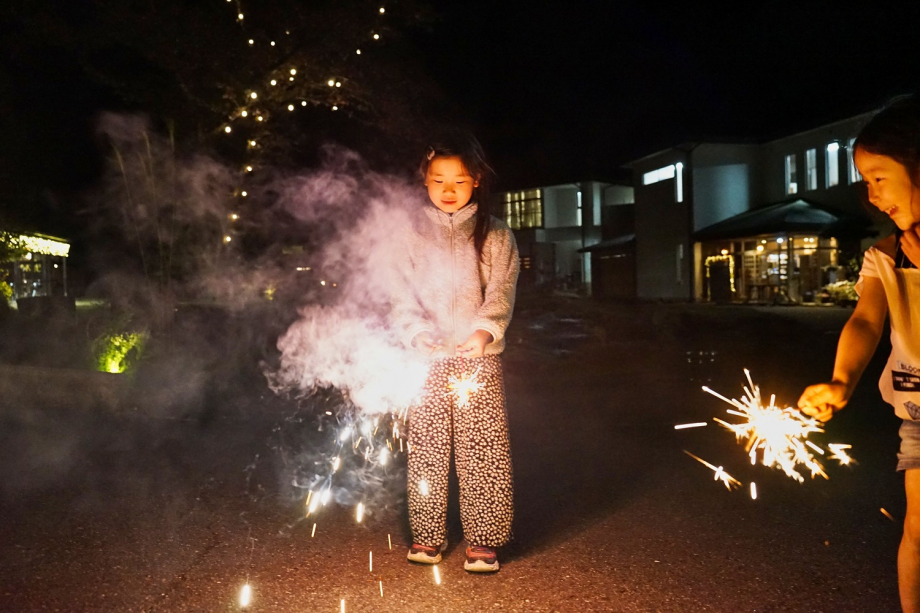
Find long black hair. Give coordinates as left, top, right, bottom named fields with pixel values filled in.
left=420, top=130, right=495, bottom=260
left=855, top=94, right=920, bottom=188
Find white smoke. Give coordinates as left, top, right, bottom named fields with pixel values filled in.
left=266, top=146, right=430, bottom=414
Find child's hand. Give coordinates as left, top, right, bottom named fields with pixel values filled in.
left=456, top=330, right=493, bottom=358
left=900, top=225, right=920, bottom=268
left=412, top=331, right=443, bottom=356
left=797, top=381, right=849, bottom=422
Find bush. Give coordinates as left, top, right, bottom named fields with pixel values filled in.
left=823, top=280, right=859, bottom=306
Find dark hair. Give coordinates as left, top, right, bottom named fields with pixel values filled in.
left=855, top=94, right=920, bottom=188
left=420, top=131, right=495, bottom=259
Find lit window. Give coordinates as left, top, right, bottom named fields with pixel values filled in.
left=784, top=154, right=798, bottom=194
left=675, top=162, right=684, bottom=203
left=847, top=137, right=861, bottom=184
left=826, top=142, right=839, bottom=187
left=642, top=165, right=676, bottom=186
left=503, top=189, right=542, bottom=230
left=806, top=148, right=817, bottom=190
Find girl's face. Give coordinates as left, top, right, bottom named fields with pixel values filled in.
left=425, top=156, right=479, bottom=214
left=854, top=147, right=920, bottom=230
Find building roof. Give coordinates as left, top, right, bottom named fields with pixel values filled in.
left=692, top=199, right=844, bottom=241
left=577, top=233, right=635, bottom=253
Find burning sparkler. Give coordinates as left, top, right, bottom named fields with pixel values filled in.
left=447, top=366, right=484, bottom=409
left=701, top=369, right=853, bottom=484
left=239, top=583, right=252, bottom=608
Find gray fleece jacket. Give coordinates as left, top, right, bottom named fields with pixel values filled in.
left=390, top=202, right=520, bottom=358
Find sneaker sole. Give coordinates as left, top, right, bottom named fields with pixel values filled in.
left=407, top=542, right=447, bottom=565
left=463, top=558, right=500, bottom=573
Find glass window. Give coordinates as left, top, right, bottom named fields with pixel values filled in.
left=826, top=142, right=839, bottom=187
left=642, top=165, right=676, bottom=186
left=502, top=189, right=542, bottom=230
left=806, top=148, right=817, bottom=190
left=847, top=137, right=861, bottom=184
left=784, top=154, right=798, bottom=194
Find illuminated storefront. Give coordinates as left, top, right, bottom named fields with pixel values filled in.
left=3, top=233, right=71, bottom=301
left=694, top=200, right=849, bottom=304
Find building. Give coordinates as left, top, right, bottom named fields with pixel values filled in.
left=624, top=111, right=877, bottom=303
left=1, top=232, right=71, bottom=305
left=493, top=181, right=634, bottom=291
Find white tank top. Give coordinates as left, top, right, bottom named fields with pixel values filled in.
left=858, top=241, right=920, bottom=420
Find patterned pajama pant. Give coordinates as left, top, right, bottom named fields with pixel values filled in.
left=407, top=354, right=514, bottom=548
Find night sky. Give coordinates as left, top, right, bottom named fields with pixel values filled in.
left=2, top=0, right=919, bottom=232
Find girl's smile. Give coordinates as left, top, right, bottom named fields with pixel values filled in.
left=854, top=147, right=920, bottom=230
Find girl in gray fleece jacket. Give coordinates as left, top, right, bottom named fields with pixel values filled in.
left=394, top=132, right=519, bottom=573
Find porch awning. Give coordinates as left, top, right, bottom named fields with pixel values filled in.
left=693, top=199, right=845, bottom=242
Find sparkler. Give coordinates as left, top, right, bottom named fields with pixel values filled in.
left=701, top=369, right=853, bottom=484
left=446, top=366, right=484, bottom=409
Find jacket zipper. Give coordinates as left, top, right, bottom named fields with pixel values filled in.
left=449, top=212, right=456, bottom=353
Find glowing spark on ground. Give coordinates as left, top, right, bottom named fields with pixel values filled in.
left=369, top=551, right=373, bottom=572
left=379, top=580, right=383, bottom=597
left=750, top=482, right=757, bottom=500
left=341, top=598, right=346, bottom=613
left=419, top=479, right=430, bottom=496
left=702, top=369, right=853, bottom=483
left=674, top=422, right=708, bottom=430
left=683, top=450, right=742, bottom=490
left=388, top=534, right=392, bottom=550
left=447, top=367, right=484, bottom=409
left=356, top=502, right=365, bottom=523
left=433, top=565, right=441, bottom=585
left=311, top=523, right=317, bottom=538
left=239, top=583, right=252, bottom=608
left=882, top=508, right=896, bottom=522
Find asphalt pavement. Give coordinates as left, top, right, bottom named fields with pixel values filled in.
left=0, top=298, right=905, bottom=612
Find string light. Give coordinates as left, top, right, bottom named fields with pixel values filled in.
left=290, top=68, right=297, bottom=75
left=373, top=33, right=380, bottom=40
left=270, top=41, right=276, bottom=46
left=241, top=191, right=248, bottom=197
left=332, top=105, right=338, bottom=111
left=270, top=79, right=277, bottom=86
left=249, top=140, right=257, bottom=147
left=237, top=13, right=244, bottom=20
left=328, top=79, right=335, bottom=86
left=224, top=126, right=232, bottom=133
left=301, top=101, right=307, bottom=106
left=230, top=213, right=240, bottom=220
left=241, top=110, right=248, bottom=117
left=379, top=7, right=386, bottom=13
left=335, top=81, right=341, bottom=87
left=356, top=49, right=362, bottom=54
left=288, top=104, right=295, bottom=111
left=248, top=39, right=254, bottom=45
left=224, top=235, right=233, bottom=243
left=250, top=92, right=258, bottom=100
left=246, top=165, right=253, bottom=172
left=256, top=116, right=263, bottom=121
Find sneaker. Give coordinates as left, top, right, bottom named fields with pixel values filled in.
left=407, top=541, right=447, bottom=564
left=464, top=545, right=499, bottom=573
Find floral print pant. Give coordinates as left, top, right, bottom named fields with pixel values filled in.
left=407, top=355, right=514, bottom=548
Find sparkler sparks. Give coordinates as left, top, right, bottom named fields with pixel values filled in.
left=446, top=366, right=484, bottom=409
left=683, top=450, right=742, bottom=490
left=701, top=369, right=853, bottom=484
left=674, top=422, right=708, bottom=430
left=418, top=479, right=430, bottom=496
left=369, top=551, right=373, bottom=572
left=433, top=565, right=441, bottom=585
left=356, top=502, right=365, bottom=523
left=239, top=583, right=252, bottom=608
